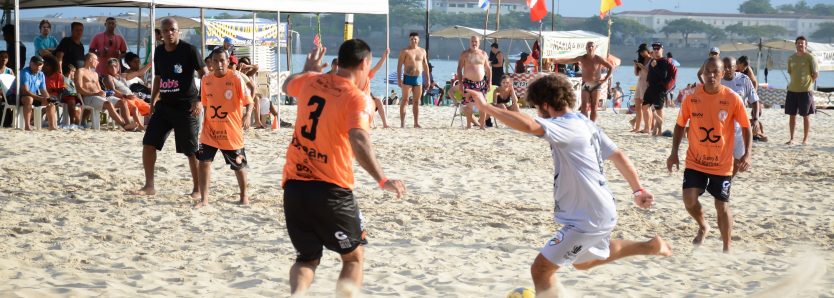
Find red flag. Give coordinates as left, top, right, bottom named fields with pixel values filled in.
left=527, top=0, right=548, bottom=22
left=313, top=34, right=321, bottom=46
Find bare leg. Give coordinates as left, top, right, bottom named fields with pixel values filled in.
left=653, top=108, right=664, bottom=136
left=252, top=99, right=263, bottom=128
left=411, top=85, right=423, bottom=128
left=573, top=236, right=673, bottom=270
left=589, top=90, right=600, bottom=122
left=118, top=100, right=131, bottom=126
left=463, top=104, right=475, bottom=129
left=640, top=104, right=653, bottom=133
left=336, top=246, right=365, bottom=297
left=786, top=115, right=796, bottom=144
left=632, top=98, right=643, bottom=132
left=683, top=188, right=710, bottom=245
left=46, top=104, right=58, bottom=130
left=715, top=200, right=733, bottom=252
left=235, top=166, right=249, bottom=205
left=399, top=86, right=412, bottom=128
left=21, top=96, right=34, bottom=130
left=530, top=253, right=560, bottom=297
left=373, top=97, right=389, bottom=128
left=194, top=161, right=211, bottom=209
left=290, top=259, right=320, bottom=295
left=132, top=145, right=157, bottom=195
left=579, top=90, right=590, bottom=118
left=187, top=154, right=200, bottom=199
left=801, top=116, right=811, bottom=145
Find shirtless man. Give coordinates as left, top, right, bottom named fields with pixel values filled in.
left=75, top=52, right=134, bottom=130
left=396, top=32, right=429, bottom=128
left=553, top=41, right=613, bottom=122
left=456, top=35, right=491, bottom=129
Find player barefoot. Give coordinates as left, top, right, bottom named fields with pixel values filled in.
left=469, top=74, right=671, bottom=296
left=194, top=49, right=252, bottom=208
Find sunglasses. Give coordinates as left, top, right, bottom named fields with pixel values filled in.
left=652, top=47, right=662, bottom=49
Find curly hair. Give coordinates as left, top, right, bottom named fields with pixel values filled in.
left=526, top=74, right=575, bottom=112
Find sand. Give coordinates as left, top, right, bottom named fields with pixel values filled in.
left=1, top=105, right=832, bottom=297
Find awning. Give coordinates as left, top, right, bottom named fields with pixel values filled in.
left=486, top=29, right=539, bottom=40
left=1, top=0, right=389, bottom=14
left=431, top=26, right=494, bottom=39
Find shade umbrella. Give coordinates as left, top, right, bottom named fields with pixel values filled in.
left=155, top=16, right=201, bottom=29
left=430, top=25, right=493, bottom=39
left=717, top=42, right=759, bottom=52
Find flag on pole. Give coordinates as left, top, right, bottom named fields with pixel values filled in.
left=600, top=0, right=622, bottom=19
left=527, top=0, right=548, bottom=22
left=478, top=0, right=490, bottom=10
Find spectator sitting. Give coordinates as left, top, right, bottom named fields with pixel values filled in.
left=515, top=52, right=539, bottom=74
left=34, top=19, right=58, bottom=58
left=61, top=63, right=83, bottom=126
left=75, top=53, right=134, bottom=130
left=389, top=89, right=399, bottom=105
left=0, top=51, right=11, bottom=105
left=7, top=56, right=58, bottom=130
left=122, top=52, right=152, bottom=99
left=491, top=75, right=519, bottom=112
left=103, top=57, right=150, bottom=131
left=42, top=55, right=69, bottom=125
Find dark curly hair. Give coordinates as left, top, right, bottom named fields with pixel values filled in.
left=526, top=74, right=575, bottom=113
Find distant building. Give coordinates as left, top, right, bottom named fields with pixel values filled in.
left=617, top=9, right=834, bottom=46
left=433, top=0, right=528, bottom=14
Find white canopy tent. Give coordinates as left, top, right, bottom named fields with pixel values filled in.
left=486, top=29, right=609, bottom=60
left=431, top=26, right=493, bottom=39
left=3, top=0, right=390, bottom=127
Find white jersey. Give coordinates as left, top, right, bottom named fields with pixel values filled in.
left=535, top=112, right=618, bottom=233
left=721, top=72, right=755, bottom=158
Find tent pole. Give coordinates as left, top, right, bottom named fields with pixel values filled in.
left=385, top=12, right=390, bottom=122
left=200, top=8, right=205, bottom=58
left=252, top=12, right=257, bottom=65
left=495, top=0, right=501, bottom=32
left=286, top=15, right=293, bottom=104
left=276, top=11, right=281, bottom=125
left=756, top=38, right=762, bottom=84
left=483, top=5, right=490, bottom=51
left=137, top=8, right=142, bottom=54
left=14, top=0, right=20, bottom=121
left=150, top=2, right=155, bottom=94
left=425, top=0, right=430, bottom=58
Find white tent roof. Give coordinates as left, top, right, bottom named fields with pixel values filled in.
left=1, top=0, right=389, bottom=14
left=539, top=30, right=607, bottom=39
left=486, top=29, right=538, bottom=40
left=431, top=26, right=494, bottom=39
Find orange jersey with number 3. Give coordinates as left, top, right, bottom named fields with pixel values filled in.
left=282, top=73, right=370, bottom=190
left=676, top=85, right=750, bottom=176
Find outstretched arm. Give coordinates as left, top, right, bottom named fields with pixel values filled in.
left=468, top=90, right=543, bottom=136
left=282, top=46, right=327, bottom=94
left=552, top=56, right=581, bottom=65
left=609, top=149, right=653, bottom=208
left=371, top=48, right=390, bottom=75
left=349, top=128, right=406, bottom=197
left=123, top=62, right=153, bottom=81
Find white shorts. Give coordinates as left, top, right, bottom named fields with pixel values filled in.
left=259, top=97, right=271, bottom=116
left=83, top=95, right=120, bottom=109
left=540, top=225, right=611, bottom=267
left=733, top=128, right=745, bottom=160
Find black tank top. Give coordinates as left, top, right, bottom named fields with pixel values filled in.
left=489, top=51, right=504, bottom=85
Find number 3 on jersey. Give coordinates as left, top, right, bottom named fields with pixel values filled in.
left=301, top=96, right=326, bottom=141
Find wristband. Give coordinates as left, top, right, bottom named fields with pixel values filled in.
left=378, top=178, right=388, bottom=189
left=632, top=188, right=645, bottom=197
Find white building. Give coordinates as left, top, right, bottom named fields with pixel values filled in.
left=617, top=9, right=834, bottom=45
left=433, top=0, right=528, bottom=14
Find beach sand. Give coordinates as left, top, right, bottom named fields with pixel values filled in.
left=1, top=106, right=832, bottom=297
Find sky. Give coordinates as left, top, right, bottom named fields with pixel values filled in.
left=17, top=0, right=831, bottom=19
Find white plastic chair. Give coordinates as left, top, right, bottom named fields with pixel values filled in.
left=0, top=74, right=16, bottom=128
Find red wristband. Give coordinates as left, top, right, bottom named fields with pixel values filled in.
left=632, top=188, right=645, bottom=196
left=378, top=178, right=388, bottom=189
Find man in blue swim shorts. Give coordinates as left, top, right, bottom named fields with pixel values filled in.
left=397, top=32, right=430, bottom=128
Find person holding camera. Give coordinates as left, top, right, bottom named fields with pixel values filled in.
left=6, top=56, right=58, bottom=130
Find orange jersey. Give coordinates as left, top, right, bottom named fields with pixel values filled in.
left=282, top=73, right=370, bottom=190
left=200, top=71, right=252, bottom=150
left=676, top=85, right=750, bottom=176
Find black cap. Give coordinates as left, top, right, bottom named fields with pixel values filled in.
left=30, top=55, right=44, bottom=64
left=651, top=41, right=663, bottom=48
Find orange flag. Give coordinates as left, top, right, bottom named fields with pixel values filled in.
left=600, top=0, right=622, bottom=19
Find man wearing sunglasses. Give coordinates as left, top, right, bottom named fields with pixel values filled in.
left=89, top=17, right=127, bottom=76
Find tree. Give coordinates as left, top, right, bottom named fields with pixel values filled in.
left=812, top=22, right=834, bottom=43
left=613, top=17, right=653, bottom=44
left=738, top=0, right=777, bottom=14
left=778, top=0, right=812, bottom=14
left=811, top=4, right=834, bottom=16
left=705, top=27, right=727, bottom=45
left=724, top=23, right=747, bottom=41
left=661, top=19, right=710, bottom=46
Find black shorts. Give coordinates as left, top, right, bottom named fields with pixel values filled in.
left=641, top=87, right=665, bottom=110
left=784, top=91, right=815, bottom=116
left=196, top=144, right=247, bottom=171
left=682, top=168, right=733, bottom=202
left=283, top=180, right=367, bottom=262
left=142, top=101, right=199, bottom=155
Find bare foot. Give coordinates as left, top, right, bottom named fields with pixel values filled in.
left=638, top=129, right=650, bottom=134
left=692, top=226, right=709, bottom=245
left=382, top=124, right=390, bottom=128
left=189, top=191, right=201, bottom=199
left=239, top=196, right=250, bottom=205
left=802, top=140, right=810, bottom=145
left=650, top=236, right=673, bottom=256
left=414, top=123, right=422, bottom=128
left=785, top=139, right=794, bottom=145
left=193, top=200, right=208, bottom=209
left=130, top=186, right=156, bottom=196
